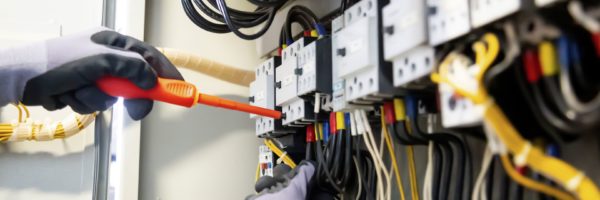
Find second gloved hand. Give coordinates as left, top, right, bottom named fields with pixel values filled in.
left=21, top=27, right=183, bottom=120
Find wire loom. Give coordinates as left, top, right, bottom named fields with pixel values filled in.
left=431, top=31, right=600, bottom=200
left=0, top=104, right=95, bottom=142
left=0, top=48, right=255, bottom=142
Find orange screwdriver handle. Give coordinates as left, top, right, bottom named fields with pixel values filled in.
left=197, top=94, right=282, bottom=119
left=97, top=76, right=198, bottom=107
left=96, top=76, right=282, bottom=119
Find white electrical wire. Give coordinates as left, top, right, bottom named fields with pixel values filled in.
left=568, top=1, right=600, bottom=33
left=472, top=146, right=494, bottom=200
left=353, top=110, right=386, bottom=200
left=423, top=141, right=434, bottom=200
left=360, top=110, right=392, bottom=200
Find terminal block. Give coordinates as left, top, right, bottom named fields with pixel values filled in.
left=258, top=145, right=274, bottom=177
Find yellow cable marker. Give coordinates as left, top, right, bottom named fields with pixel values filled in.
left=539, top=41, right=559, bottom=76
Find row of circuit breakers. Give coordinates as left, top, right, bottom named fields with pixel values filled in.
left=249, top=0, right=557, bottom=136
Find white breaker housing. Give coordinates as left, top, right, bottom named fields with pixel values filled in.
left=382, top=0, right=435, bottom=88
left=250, top=57, right=291, bottom=136
left=275, top=31, right=334, bottom=126
left=426, top=0, right=471, bottom=46
left=470, top=0, right=520, bottom=28
left=333, top=0, right=395, bottom=106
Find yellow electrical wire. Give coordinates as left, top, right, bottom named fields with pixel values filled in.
left=264, top=139, right=297, bottom=168
left=380, top=106, right=407, bottom=200
left=407, top=145, right=419, bottom=200
left=431, top=32, right=600, bottom=200
left=393, top=98, right=419, bottom=200
left=19, top=103, right=30, bottom=119
left=255, top=162, right=260, bottom=182
left=500, top=155, right=575, bottom=200
left=13, top=103, right=22, bottom=123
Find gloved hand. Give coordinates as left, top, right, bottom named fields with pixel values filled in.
left=21, top=27, right=183, bottom=120
left=247, top=161, right=334, bottom=200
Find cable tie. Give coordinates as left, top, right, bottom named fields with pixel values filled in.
left=63, top=114, right=79, bottom=137
left=565, top=172, right=585, bottom=192
left=276, top=151, right=288, bottom=164
left=482, top=121, right=507, bottom=155
left=513, top=142, right=532, bottom=167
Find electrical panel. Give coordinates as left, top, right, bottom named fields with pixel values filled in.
left=426, top=0, right=471, bottom=46
left=242, top=0, right=600, bottom=199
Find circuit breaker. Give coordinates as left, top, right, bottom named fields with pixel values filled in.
left=297, top=37, right=333, bottom=96
left=331, top=16, right=353, bottom=112
left=382, top=0, right=435, bottom=88
left=333, top=0, right=394, bottom=104
left=382, top=0, right=427, bottom=59
left=250, top=57, right=292, bottom=136
left=426, top=0, right=471, bottom=46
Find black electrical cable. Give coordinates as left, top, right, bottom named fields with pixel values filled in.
left=515, top=51, right=587, bottom=141
left=216, top=0, right=277, bottom=40
left=406, top=96, right=470, bottom=200
left=181, top=0, right=285, bottom=40
left=341, top=127, right=353, bottom=187
left=280, top=5, right=319, bottom=44
left=306, top=142, right=313, bottom=160
left=182, top=0, right=230, bottom=33
left=193, top=0, right=269, bottom=28
left=331, top=131, right=343, bottom=180
left=431, top=143, right=443, bottom=200
left=315, top=132, right=343, bottom=193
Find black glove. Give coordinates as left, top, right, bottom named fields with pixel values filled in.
left=21, top=27, right=183, bottom=120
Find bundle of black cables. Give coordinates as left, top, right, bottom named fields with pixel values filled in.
left=181, top=0, right=288, bottom=40
left=279, top=5, right=320, bottom=47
